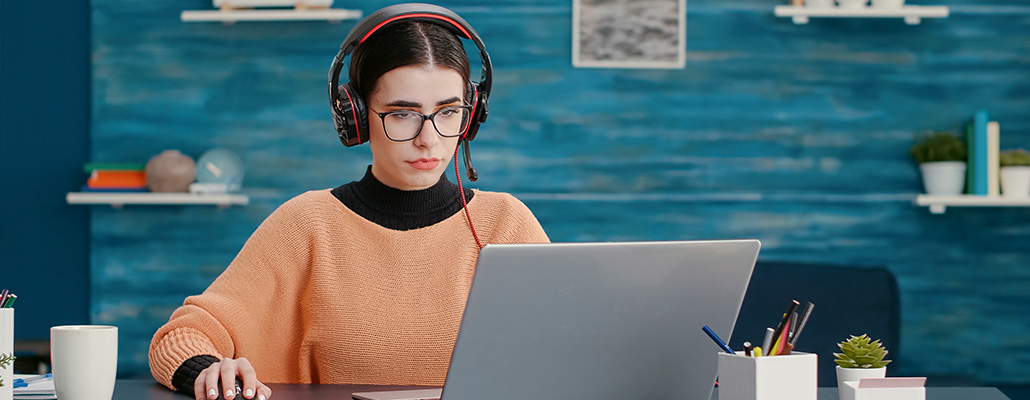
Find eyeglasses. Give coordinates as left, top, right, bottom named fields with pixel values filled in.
left=371, top=105, right=474, bottom=142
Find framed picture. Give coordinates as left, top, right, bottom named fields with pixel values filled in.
left=572, top=0, right=687, bottom=69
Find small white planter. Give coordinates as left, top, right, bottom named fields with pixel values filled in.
left=837, top=0, right=869, bottom=9
left=919, top=161, right=966, bottom=195
left=836, top=365, right=886, bottom=399
left=871, top=0, right=905, bottom=8
left=1000, top=166, right=1030, bottom=197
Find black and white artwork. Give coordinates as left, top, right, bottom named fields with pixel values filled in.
left=573, top=0, right=686, bottom=68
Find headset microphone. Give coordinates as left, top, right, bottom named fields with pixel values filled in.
left=462, top=139, right=478, bottom=182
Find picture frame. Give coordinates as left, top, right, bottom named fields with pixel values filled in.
left=572, top=0, right=687, bottom=69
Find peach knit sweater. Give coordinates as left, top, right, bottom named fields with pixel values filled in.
left=149, top=188, right=548, bottom=388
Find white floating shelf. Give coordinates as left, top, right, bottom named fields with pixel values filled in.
left=915, top=194, right=1030, bottom=214
left=66, top=192, right=249, bottom=209
left=181, top=8, right=361, bottom=23
left=774, top=5, right=949, bottom=25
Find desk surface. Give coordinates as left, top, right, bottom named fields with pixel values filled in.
left=113, top=379, right=1012, bottom=400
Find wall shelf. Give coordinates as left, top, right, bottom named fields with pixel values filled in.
left=181, top=8, right=361, bottom=23
left=774, top=5, right=949, bottom=25
left=66, top=192, right=249, bottom=209
left=914, top=195, right=1030, bottom=214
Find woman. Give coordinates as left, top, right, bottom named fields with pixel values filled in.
left=148, top=5, right=549, bottom=400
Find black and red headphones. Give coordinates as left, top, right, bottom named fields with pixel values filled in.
left=328, top=3, right=492, bottom=181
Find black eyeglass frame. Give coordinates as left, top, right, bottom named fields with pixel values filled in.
left=371, top=105, right=474, bottom=142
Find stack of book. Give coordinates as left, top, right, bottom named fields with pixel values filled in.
left=82, top=162, right=147, bottom=192
left=965, top=110, right=1001, bottom=197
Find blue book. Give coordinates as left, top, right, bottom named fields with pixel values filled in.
left=970, top=110, right=989, bottom=196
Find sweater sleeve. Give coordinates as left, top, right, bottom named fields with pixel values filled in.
left=149, top=193, right=319, bottom=389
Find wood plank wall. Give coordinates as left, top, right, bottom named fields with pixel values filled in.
left=91, top=0, right=1030, bottom=384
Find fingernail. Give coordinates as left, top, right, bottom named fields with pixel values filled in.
left=226, top=390, right=234, bottom=398
left=245, top=389, right=254, bottom=398
left=208, top=389, right=217, bottom=398
left=259, top=395, right=266, bottom=400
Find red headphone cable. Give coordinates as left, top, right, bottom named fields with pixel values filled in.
left=454, top=144, right=483, bottom=249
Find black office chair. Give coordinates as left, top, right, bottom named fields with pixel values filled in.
left=730, top=262, right=901, bottom=387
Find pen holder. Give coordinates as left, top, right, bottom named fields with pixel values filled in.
left=717, top=352, right=817, bottom=400
left=1, top=308, right=13, bottom=400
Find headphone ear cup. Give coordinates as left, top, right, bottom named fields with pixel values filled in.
left=463, top=83, right=488, bottom=142
left=333, top=83, right=369, bottom=146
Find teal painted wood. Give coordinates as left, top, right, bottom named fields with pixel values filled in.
left=91, top=0, right=1030, bottom=383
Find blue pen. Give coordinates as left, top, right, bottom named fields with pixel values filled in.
left=13, top=373, right=52, bottom=388
left=702, top=325, right=735, bottom=354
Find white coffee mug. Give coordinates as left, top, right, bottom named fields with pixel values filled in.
left=50, top=326, right=118, bottom=400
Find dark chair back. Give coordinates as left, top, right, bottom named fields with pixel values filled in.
left=730, top=262, right=901, bottom=387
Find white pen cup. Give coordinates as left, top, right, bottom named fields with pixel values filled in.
left=50, top=325, right=119, bottom=400
left=717, top=352, right=817, bottom=400
left=1, top=309, right=13, bottom=400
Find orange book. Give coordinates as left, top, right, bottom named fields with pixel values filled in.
left=87, top=170, right=147, bottom=188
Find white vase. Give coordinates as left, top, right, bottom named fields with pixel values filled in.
left=919, top=161, right=966, bottom=195
left=871, top=0, right=904, bottom=8
left=1000, top=166, right=1030, bottom=197
left=837, top=0, right=869, bottom=9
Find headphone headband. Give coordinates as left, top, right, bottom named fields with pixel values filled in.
left=328, top=3, right=492, bottom=148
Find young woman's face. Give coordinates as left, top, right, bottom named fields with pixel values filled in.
left=367, top=65, right=466, bottom=191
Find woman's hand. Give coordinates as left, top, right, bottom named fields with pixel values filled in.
left=194, top=357, right=272, bottom=400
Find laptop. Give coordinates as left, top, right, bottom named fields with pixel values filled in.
left=352, top=239, right=761, bottom=400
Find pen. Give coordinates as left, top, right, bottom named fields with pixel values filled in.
left=768, top=300, right=800, bottom=356
left=789, top=302, right=814, bottom=347
left=13, top=373, right=52, bottom=388
left=701, top=325, right=735, bottom=354
left=761, top=327, right=774, bottom=356
left=743, top=341, right=753, bottom=356
left=2, top=294, right=17, bottom=308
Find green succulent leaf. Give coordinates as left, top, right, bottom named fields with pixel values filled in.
left=835, top=334, right=891, bottom=369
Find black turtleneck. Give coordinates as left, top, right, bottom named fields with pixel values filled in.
left=331, top=166, right=475, bottom=231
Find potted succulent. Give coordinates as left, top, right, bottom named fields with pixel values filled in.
left=910, top=131, right=967, bottom=195
left=1000, top=149, right=1030, bottom=197
left=834, top=334, right=892, bottom=392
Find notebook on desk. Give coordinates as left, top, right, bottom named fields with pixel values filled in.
left=352, top=239, right=761, bottom=400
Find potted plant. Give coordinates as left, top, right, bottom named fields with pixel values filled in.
left=910, top=131, right=967, bottom=195
left=834, top=334, right=892, bottom=393
left=1000, top=149, right=1030, bottom=197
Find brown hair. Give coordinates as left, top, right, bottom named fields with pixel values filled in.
left=349, top=20, right=471, bottom=101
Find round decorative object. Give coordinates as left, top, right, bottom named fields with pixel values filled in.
left=871, top=0, right=904, bottom=8
left=195, top=148, right=245, bottom=192
left=145, top=150, right=196, bottom=192
left=836, top=0, right=869, bottom=8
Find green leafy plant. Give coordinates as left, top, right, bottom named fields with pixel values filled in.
left=910, top=131, right=967, bottom=164
left=1000, top=149, right=1030, bottom=167
left=834, top=334, right=892, bottom=369
left=0, top=353, right=15, bottom=387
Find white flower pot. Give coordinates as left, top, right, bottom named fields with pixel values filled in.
left=837, top=0, right=869, bottom=9
left=919, top=161, right=966, bottom=195
left=837, top=365, right=886, bottom=399
left=871, top=0, right=904, bottom=8
left=1000, top=166, right=1030, bottom=197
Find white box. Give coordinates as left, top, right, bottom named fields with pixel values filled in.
left=717, top=352, right=817, bottom=400
left=840, top=378, right=926, bottom=400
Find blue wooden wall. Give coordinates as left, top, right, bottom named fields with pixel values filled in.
left=91, top=0, right=1030, bottom=384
